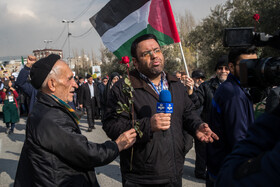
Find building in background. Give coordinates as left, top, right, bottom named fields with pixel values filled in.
left=33, top=49, right=63, bottom=60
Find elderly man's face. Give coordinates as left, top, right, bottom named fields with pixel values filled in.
left=54, top=61, right=78, bottom=103
left=133, top=39, right=164, bottom=79
left=216, top=66, right=230, bottom=82
left=193, top=77, right=204, bottom=88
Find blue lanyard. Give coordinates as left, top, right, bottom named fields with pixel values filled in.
left=150, top=79, right=163, bottom=95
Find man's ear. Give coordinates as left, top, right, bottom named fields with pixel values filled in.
left=132, top=57, right=138, bottom=70
left=228, top=62, right=234, bottom=73
left=47, top=79, right=56, bottom=92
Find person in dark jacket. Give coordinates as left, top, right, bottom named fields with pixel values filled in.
left=79, top=74, right=101, bottom=131
left=216, top=103, right=280, bottom=187
left=103, top=72, right=120, bottom=106
left=98, top=77, right=108, bottom=118
left=207, top=46, right=257, bottom=186
left=191, top=69, right=205, bottom=89
left=14, top=54, right=137, bottom=187
left=186, top=55, right=230, bottom=180
left=75, top=76, right=84, bottom=108
left=102, top=34, right=219, bottom=186
left=15, top=55, right=38, bottom=113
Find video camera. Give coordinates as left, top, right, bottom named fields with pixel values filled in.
left=223, top=27, right=280, bottom=88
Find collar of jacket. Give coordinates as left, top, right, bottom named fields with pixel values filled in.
left=36, top=91, right=80, bottom=126
left=227, top=73, right=252, bottom=100
left=129, top=69, right=178, bottom=100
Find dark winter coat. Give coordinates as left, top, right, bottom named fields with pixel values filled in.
left=207, top=73, right=255, bottom=176
left=15, top=66, right=37, bottom=113
left=15, top=91, right=119, bottom=187
left=102, top=70, right=203, bottom=185
left=216, top=104, right=280, bottom=186
left=189, top=77, right=220, bottom=123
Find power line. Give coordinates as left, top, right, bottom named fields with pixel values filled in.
left=53, top=24, right=67, bottom=44
left=72, top=27, right=93, bottom=38
left=53, top=0, right=96, bottom=48
left=60, top=36, right=68, bottom=50
left=72, top=0, right=96, bottom=21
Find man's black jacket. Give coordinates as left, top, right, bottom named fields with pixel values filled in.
left=15, top=91, right=119, bottom=186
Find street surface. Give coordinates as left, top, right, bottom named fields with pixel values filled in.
left=0, top=115, right=205, bottom=187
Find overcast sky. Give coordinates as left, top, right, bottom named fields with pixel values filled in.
left=0, top=0, right=226, bottom=59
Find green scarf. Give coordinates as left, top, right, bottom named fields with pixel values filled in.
left=49, top=94, right=80, bottom=125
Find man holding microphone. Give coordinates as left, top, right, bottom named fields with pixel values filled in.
left=103, top=34, right=218, bottom=187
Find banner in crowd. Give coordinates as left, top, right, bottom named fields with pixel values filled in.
left=90, top=0, right=180, bottom=59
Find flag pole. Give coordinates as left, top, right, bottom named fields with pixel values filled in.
left=178, top=42, right=190, bottom=77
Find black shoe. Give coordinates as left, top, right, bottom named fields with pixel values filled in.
left=87, top=128, right=92, bottom=132
left=195, top=173, right=206, bottom=180
left=92, top=126, right=96, bottom=129
left=8, top=129, right=14, bottom=134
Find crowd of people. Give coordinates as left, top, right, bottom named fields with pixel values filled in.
left=1, top=33, right=278, bottom=186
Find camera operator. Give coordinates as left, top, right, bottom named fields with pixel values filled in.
left=216, top=103, right=280, bottom=186
left=206, top=46, right=257, bottom=186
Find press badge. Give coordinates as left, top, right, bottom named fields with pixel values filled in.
left=8, top=96, right=14, bottom=102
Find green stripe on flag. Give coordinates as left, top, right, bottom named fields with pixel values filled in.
left=21, top=56, right=24, bottom=65
left=113, top=24, right=174, bottom=59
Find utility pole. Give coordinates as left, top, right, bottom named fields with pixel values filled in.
left=62, top=20, right=74, bottom=68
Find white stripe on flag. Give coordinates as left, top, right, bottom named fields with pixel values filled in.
left=101, top=1, right=151, bottom=52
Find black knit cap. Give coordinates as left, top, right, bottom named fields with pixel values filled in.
left=30, top=54, right=61, bottom=89
left=215, top=55, right=229, bottom=71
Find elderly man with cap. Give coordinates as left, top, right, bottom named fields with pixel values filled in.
left=79, top=74, right=100, bottom=131
left=191, top=69, right=205, bottom=89
left=15, top=55, right=76, bottom=114
left=185, top=55, right=230, bottom=180
left=14, top=54, right=137, bottom=187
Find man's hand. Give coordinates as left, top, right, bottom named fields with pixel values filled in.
left=185, top=77, right=194, bottom=95
left=150, top=113, right=171, bottom=132
left=79, top=104, right=83, bottom=108
left=196, top=123, right=219, bottom=143
left=26, top=55, right=37, bottom=68
left=115, top=128, right=137, bottom=152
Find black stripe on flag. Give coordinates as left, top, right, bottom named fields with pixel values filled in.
left=90, top=0, right=150, bottom=37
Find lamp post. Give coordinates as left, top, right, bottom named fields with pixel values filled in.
left=44, top=40, right=52, bottom=49
left=62, top=20, right=74, bottom=68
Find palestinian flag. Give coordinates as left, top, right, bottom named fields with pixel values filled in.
left=90, top=0, right=180, bottom=59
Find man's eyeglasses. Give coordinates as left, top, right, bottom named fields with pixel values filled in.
left=141, top=48, right=161, bottom=58
left=217, top=66, right=229, bottom=71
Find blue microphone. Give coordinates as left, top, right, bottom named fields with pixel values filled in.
left=157, top=90, right=173, bottom=113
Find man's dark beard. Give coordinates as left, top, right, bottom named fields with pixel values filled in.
left=138, top=65, right=163, bottom=79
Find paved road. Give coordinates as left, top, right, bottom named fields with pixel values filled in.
left=0, top=116, right=206, bottom=187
